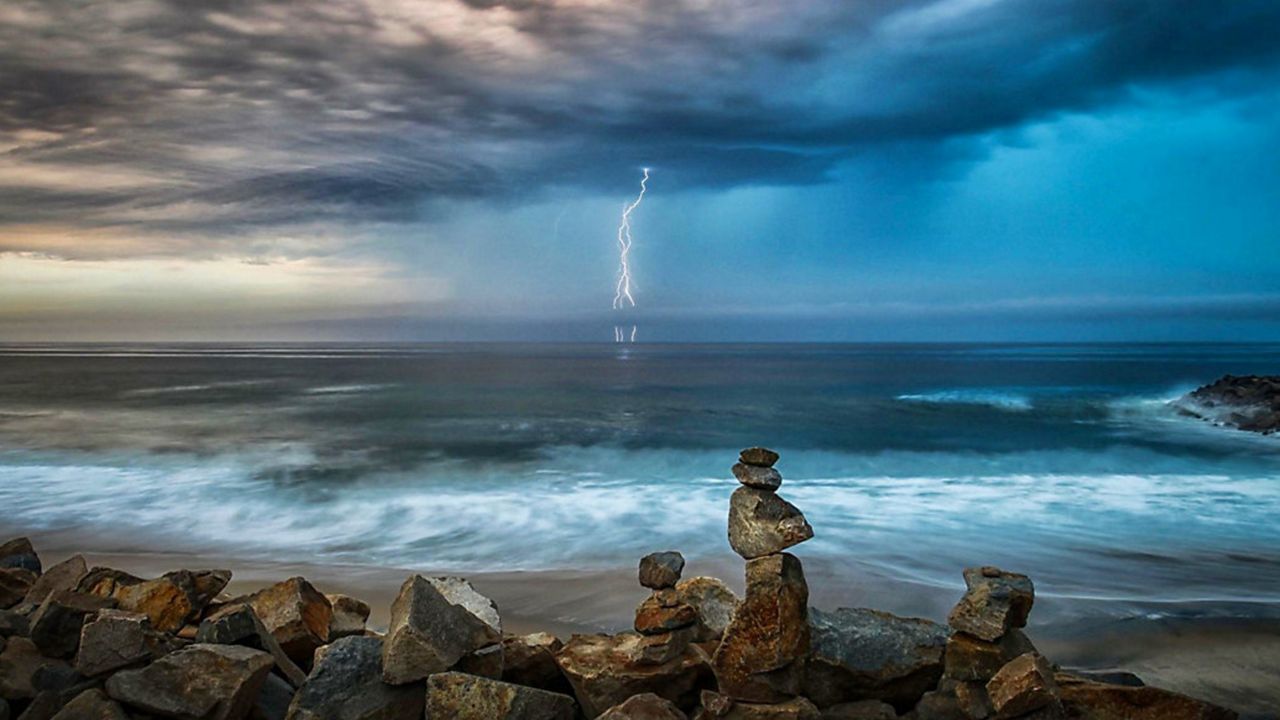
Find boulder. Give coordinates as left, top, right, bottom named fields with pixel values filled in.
left=0, top=637, right=71, bottom=701
left=424, top=576, right=502, bottom=635
left=76, top=609, right=181, bottom=677
left=381, top=575, right=499, bottom=685
left=0, top=610, right=28, bottom=638
left=805, top=607, right=948, bottom=711
left=947, top=568, right=1033, bottom=643
left=0, top=539, right=40, bottom=575
left=426, top=671, right=576, bottom=720
left=323, top=595, right=369, bottom=641
left=820, top=700, right=897, bottom=719
left=639, top=552, right=686, bottom=590
left=253, top=673, right=294, bottom=720
left=946, top=678, right=994, bottom=719
left=556, top=632, right=713, bottom=717
left=727, top=488, right=813, bottom=560
left=0, top=570, right=35, bottom=610
left=721, top=697, right=821, bottom=719
left=110, top=569, right=230, bottom=633
left=49, top=688, right=129, bottom=720
left=456, top=641, right=505, bottom=679
left=1054, top=673, right=1238, bottom=720
left=631, top=627, right=697, bottom=666
left=909, top=690, right=967, bottom=720
left=985, top=653, right=1058, bottom=719
left=105, top=643, right=274, bottom=720
left=502, top=632, right=572, bottom=694
left=635, top=590, right=698, bottom=635
left=712, top=553, right=809, bottom=703
left=1177, top=374, right=1280, bottom=434
left=284, top=635, right=423, bottom=720
left=676, top=577, right=739, bottom=642
left=732, top=464, right=782, bottom=491
left=24, top=556, right=87, bottom=606
left=246, top=578, right=332, bottom=669
left=76, top=568, right=144, bottom=599
left=599, top=692, right=688, bottom=719
left=739, top=448, right=780, bottom=468
left=197, top=603, right=307, bottom=687
left=28, top=590, right=115, bottom=658
left=943, top=630, right=1035, bottom=683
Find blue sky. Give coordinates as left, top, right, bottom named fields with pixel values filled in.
left=1, top=0, right=1278, bottom=341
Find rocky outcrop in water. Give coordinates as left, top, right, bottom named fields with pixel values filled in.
left=0, top=452, right=1244, bottom=720
left=1176, top=374, right=1280, bottom=434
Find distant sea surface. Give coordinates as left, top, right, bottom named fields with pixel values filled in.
left=2, top=343, right=1279, bottom=617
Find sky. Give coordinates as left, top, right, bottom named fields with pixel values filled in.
left=1, top=0, right=1278, bottom=342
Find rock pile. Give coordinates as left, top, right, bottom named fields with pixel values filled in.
left=0, top=446, right=1244, bottom=720
left=1176, top=374, right=1280, bottom=434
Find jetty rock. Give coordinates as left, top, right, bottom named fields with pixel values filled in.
left=1175, top=374, right=1280, bottom=434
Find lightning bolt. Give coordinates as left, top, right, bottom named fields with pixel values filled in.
left=613, top=168, right=648, bottom=310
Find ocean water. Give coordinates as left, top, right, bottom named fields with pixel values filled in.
left=1, top=342, right=1278, bottom=613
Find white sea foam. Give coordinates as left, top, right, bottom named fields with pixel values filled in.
left=897, top=389, right=1034, bottom=411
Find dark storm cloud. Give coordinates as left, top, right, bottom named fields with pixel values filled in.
left=1, top=0, right=1279, bottom=255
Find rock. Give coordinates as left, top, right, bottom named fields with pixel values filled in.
left=105, top=643, right=274, bottom=720
left=712, top=553, right=809, bottom=703
left=0, top=698, right=6, bottom=720
left=49, top=688, right=129, bottom=720
left=697, top=690, right=735, bottom=718
left=111, top=569, right=231, bottom=633
left=502, top=632, right=572, bottom=694
left=949, top=679, right=994, bottom=719
left=639, top=552, right=686, bottom=590
left=28, top=591, right=115, bottom=659
left=909, top=690, right=967, bottom=720
left=0, top=539, right=40, bottom=575
left=739, top=448, right=780, bottom=468
left=805, top=607, right=948, bottom=711
left=556, top=632, right=713, bottom=718
left=631, top=627, right=697, bottom=666
left=0, top=610, right=28, bottom=638
left=676, top=577, right=739, bottom=642
left=424, top=576, right=502, bottom=635
left=985, top=653, right=1058, bottom=719
left=732, top=464, right=783, bottom=491
left=727, top=488, right=814, bottom=560
left=456, top=641, right=505, bottom=678
left=635, top=590, right=698, bottom=635
left=76, top=609, right=181, bottom=677
left=197, top=603, right=307, bottom=688
left=947, top=568, right=1033, bottom=642
left=943, top=630, right=1035, bottom=683
left=1176, top=374, right=1280, bottom=434
left=426, top=671, right=577, bottom=720
left=721, top=697, right=821, bottom=719
left=1066, top=670, right=1144, bottom=688
left=24, top=556, right=87, bottom=607
left=76, top=568, right=144, bottom=599
left=380, top=574, right=499, bottom=685
left=246, top=578, right=332, bottom=669
left=0, top=637, right=71, bottom=701
left=323, top=595, right=369, bottom=641
left=252, top=673, right=294, bottom=720
left=284, top=635, right=423, bottom=720
left=599, top=692, right=688, bottom=719
left=1054, top=673, right=1237, bottom=720
left=821, top=700, right=897, bottom=719
left=0, top=570, right=35, bottom=610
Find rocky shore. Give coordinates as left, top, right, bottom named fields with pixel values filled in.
left=0, top=448, right=1247, bottom=719
left=1176, top=375, right=1280, bottom=434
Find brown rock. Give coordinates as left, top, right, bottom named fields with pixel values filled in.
left=677, top=577, right=740, bottom=642
left=732, top=463, right=783, bottom=491
left=197, top=603, right=307, bottom=687
left=0, top=538, right=40, bottom=575
left=381, top=574, right=499, bottom=685
left=599, top=692, right=688, bottom=720
left=727, top=488, right=814, bottom=560
left=555, top=632, right=713, bottom=718
left=0, top=609, right=28, bottom=638
left=502, top=632, right=572, bottom=694
left=284, top=635, right=424, bottom=720
left=29, top=590, right=115, bottom=658
left=0, top=637, right=71, bottom=701
left=739, top=448, right=780, bottom=468
left=323, top=594, right=369, bottom=640
left=49, top=688, right=129, bottom=720
left=952, top=680, right=994, bottom=719
left=455, top=641, right=505, bottom=678
left=246, top=577, right=332, bottom=669
left=24, top=556, right=87, bottom=606
left=804, top=607, right=948, bottom=711
left=113, top=569, right=231, bottom=633
left=105, top=643, right=274, bottom=720
left=943, top=630, right=1035, bottom=682
left=639, top=552, right=686, bottom=590
left=821, top=700, right=897, bottom=719
left=910, top=690, right=967, bottom=720
left=1055, top=673, right=1238, bottom=720
left=636, top=591, right=698, bottom=635
left=0, top=569, right=35, bottom=610
left=947, top=568, right=1033, bottom=643
left=985, top=653, right=1058, bottom=719
left=631, top=627, right=697, bottom=666
left=76, top=568, right=143, bottom=599
left=426, top=671, right=577, bottom=720
left=698, top=690, right=736, bottom=717
left=76, top=609, right=181, bottom=677
left=722, top=697, right=821, bottom=719
left=712, top=553, right=809, bottom=703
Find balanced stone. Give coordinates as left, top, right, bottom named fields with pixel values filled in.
left=731, top=463, right=782, bottom=491
left=948, top=567, right=1034, bottom=642
left=739, top=448, right=780, bottom=468
left=944, top=629, right=1036, bottom=682
left=675, top=577, right=739, bottom=642
left=639, top=552, right=685, bottom=590
left=381, top=574, right=499, bottom=685
left=727, top=487, right=813, bottom=560
left=635, top=589, right=698, bottom=636
left=712, top=553, right=810, bottom=703
left=985, top=653, right=1059, bottom=719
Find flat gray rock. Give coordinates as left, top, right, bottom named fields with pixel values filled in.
left=286, top=635, right=423, bottom=720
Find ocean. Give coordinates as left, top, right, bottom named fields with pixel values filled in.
left=1, top=342, right=1278, bottom=618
